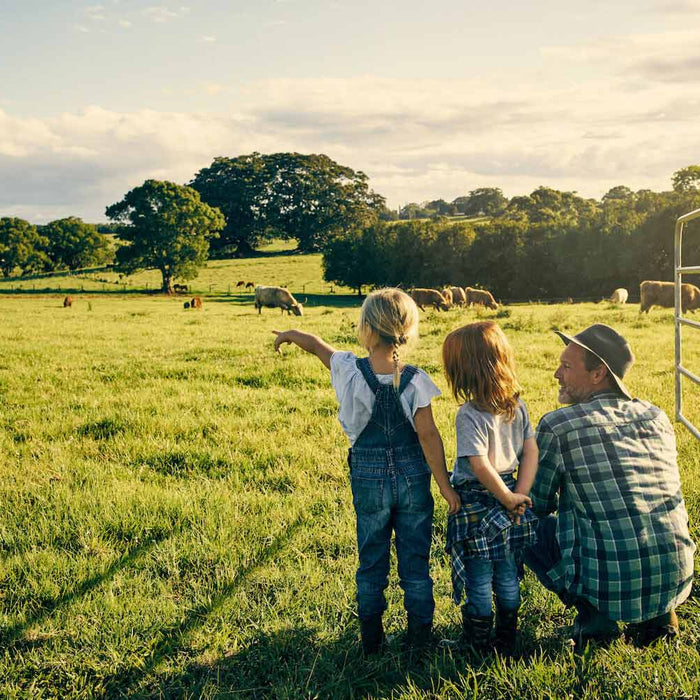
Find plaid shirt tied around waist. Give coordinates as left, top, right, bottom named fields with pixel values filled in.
left=446, top=474, right=538, bottom=605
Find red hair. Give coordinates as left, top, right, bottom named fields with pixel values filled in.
left=442, top=321, right=521, bottom=420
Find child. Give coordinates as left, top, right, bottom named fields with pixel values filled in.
left=442, top=321, right=538, bottom=654
left=273, top=288, right=460, bottom=655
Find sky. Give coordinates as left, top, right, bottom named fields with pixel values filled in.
left=1, top=0, right=700, bottom=223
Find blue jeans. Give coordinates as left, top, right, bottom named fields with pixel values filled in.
left=351, top=470, right=434, bottom=624
left=463, top=555, right=520, bottom=617
left=521, top=515, right=569, bottom=601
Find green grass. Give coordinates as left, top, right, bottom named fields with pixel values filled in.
left=0, top=258, right=699, bottom=698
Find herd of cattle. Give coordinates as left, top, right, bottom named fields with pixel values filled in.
left=59, top=279, right=700, bottom=315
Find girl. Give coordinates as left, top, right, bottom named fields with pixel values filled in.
left=442, top=321, right=538, bottom=654
left=273, top=288, right=460, bottom=655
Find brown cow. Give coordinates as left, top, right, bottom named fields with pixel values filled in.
left=640, top=280, right=700, bottom=313
left=245, top=281, right=255, bottom=289
left=236, top=280, right=245, bottom=287
left=450, top=286, right=467, bottom=306
left=466, top=287, right=498, bottom=310
left=441, top=288, right=453, bottom=307
left=409, top=288, right=450, bottom=311
left=191, top=296, right=203, bottom=309
left=63, top=295, right=73, bottom=308
left=173, top=283, right=188, bottom=293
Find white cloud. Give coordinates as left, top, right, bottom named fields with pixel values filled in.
left=199, top=34, right=216, bottom=42
left=143, top=5, right=191, bottom=23
left=74, top=24, right=90, bottom=33
left=118, top=19, right=132, bottom=28
left=653, top=0, right=700, bottom=12
left=84, top=5, right=106, bottom=21
left=203, top=83, right=224, bottom=95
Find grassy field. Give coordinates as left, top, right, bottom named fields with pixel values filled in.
left=0, top=254, right=699, bottom=698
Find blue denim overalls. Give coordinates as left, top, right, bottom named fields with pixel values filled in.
left=349, top=357, right=435, bottom=624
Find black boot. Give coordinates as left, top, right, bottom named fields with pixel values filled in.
left=462, top=606, right=493, bottom=654
left=406, top=616, right=432, bottom=653
left=494, top=604, right=519, bottom=655
left=571, top=599, right=618, bottom=650
left=359, top=614, right=385, bottom=656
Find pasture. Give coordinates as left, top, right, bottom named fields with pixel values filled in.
left=1, top=274, right=699, bottom=697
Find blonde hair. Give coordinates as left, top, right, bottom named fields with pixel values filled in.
left=442, top=321, right=521, bottom=420
left=358, top=288, right=420, bottom=389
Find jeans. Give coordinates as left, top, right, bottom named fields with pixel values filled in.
left=521, top=515, right=570, bottom=601
left=351, top=470, right=434, bottom=624
left=463, top=555, right=520, bottom=617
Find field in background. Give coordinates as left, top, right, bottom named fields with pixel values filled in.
left=0, top=251, right=699, bottom=698
left=0, top=239, right=354, bottom=297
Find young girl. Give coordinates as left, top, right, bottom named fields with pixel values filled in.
left=442, top=321, right=538, bottom=654
left=273, top=288, right=460, bottom=655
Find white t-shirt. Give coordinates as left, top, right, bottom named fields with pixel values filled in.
left=329, top=351, right=441, bottom=446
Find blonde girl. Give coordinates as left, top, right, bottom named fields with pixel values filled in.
left=442, top=321, right=538, bottom=654
left=274, top=288, right=460, bottom=655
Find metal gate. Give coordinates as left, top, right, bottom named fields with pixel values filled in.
left=674, top=206, right=700, bottom=440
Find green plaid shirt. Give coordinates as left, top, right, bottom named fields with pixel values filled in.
left=532, top=391, right=696, bottom=622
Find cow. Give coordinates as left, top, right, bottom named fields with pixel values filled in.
left=441, top=288, right=453, bottom=307
left=191, top=296, right=203, bottom=309
left=450, top=286, right=467, bottom=306
left=409, top=288, right=450, bottom=311
left=173, top=283, right=189, bottom=293
left=236, top=280, right=245, bottom=287
left=466, top=287, right=498, bottom=310
left=640, top=280, right=700, bottom=314
left=609, top=288, right=628, bottom=304
left=63, top=295, right=73, bottom=308
left=184, top=301, right=190, bottom=309
left=245, top=281, right=255, bottom=289
left=254, top=285, right=304, bottom=316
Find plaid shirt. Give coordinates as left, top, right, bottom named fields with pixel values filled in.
left=532, top=391, right=696, bottom=622
left=447, top=475, right=538, bottom=605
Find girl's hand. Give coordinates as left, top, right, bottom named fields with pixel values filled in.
left=272, top=330, right=293, bottom=353
left=441, top=485, right=461, bottom=515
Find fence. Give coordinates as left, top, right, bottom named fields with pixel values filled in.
left=674, top=206, right=700, bottom=440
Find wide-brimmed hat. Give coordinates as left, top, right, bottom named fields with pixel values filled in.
left=554, top=323, right=634, bottom=399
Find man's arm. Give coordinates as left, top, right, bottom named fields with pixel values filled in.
left=530, top=422, right=563, bottom=517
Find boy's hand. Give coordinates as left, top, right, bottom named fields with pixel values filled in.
left=502, top=491, right=531, bottom=517
left=441, top=485, right=461, bottom=515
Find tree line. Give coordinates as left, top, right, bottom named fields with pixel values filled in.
left=2, top=156, right=700, bottom=297
left=323, top=170, right=700, bottom=300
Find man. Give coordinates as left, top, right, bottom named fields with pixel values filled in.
left=525, top=323, right=695, bottom=648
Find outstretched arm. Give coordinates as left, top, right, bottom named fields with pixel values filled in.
left=414, top=405, right=461, bottom=514
left=273, top=330, right=336, bottom=370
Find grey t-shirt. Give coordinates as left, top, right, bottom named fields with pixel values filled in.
left=451, top=399, right=534, bottom=486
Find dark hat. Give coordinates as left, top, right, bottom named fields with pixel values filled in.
left=554, top=323, right=634, bottom=399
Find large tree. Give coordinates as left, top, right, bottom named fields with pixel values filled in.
left=190, top=152, right=385, bottom=254
left=672, top=165, right=700, bottom=193
left=0, top=217, right=50, bottom=276
left=106, top=180, right=225, bottom=293
left=43, top=217, right=112, bottom=270
left=453, top=187, right=508, bottom=217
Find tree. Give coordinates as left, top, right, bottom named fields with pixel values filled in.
left=672, top=165, right=700, bottom=193
left=106, top=180, right=225, bottom=293
left=190, top=152, right=385, bottom=255
left=43, top=217, right=112, bottom=270
left=189, top=153, right=271, bottom=256
left=0, top=217, right=50, bottom=276
left=602, top=185, right=634, bottom=202
left=453, top=188, right=508, bottom=217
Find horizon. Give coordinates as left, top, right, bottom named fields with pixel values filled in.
left=2, top=0, right=700, bottom=223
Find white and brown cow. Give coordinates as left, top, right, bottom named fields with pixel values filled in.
left=254, top=285, right=304, bottom=316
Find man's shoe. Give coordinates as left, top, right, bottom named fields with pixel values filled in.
left=627, top=610, right=679, bottom=646
left=571, top=599, right=619, bottom=650
left=359, top=614, right=385, bottom=656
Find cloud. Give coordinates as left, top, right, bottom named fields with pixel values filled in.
left=652, top=0, right=700, bottom=12
left=199, top=34, right=216, bottom=42
left=74, top=24, right=90, bottom=33
left=118, top=19, right=132, bottom=28
left=84, top=5, right=106, bottom=21
left=142, top=5, right=191, bottom=23
left=2, top=69, right=700, bottom=221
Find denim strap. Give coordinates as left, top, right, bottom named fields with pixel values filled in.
left=356, top=357, right=418, bottom=396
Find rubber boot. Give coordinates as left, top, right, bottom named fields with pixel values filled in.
left=359, top=614, right=385, bottom=656
left=571, top=599, right=619, bottom=650
left=462, top=606, right=493, bottom=655
left=405, top=616, right=432, bottom=653
left=494, top=604, right=519, bottom=655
